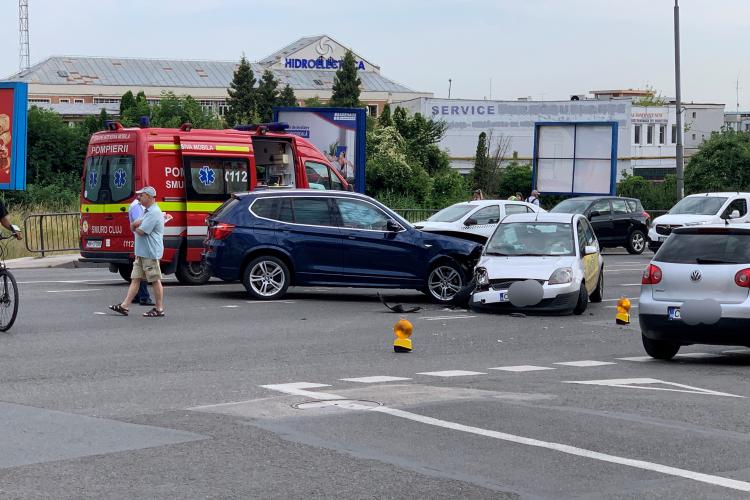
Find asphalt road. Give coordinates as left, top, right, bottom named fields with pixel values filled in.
left=1, top=251, right=749, bottom=499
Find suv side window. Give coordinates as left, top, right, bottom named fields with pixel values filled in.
left=504, top=204, right=529, bottom=216
left=336, top=199, right=390, bottom=231
left=472, top=205, right=500, bottom=224
left=625, top=199, right=638, bottom=213
left=251, top=198, right=278, bottom=219
left=611, top=199, right=629, bottom=215
left=291, top=197, right=335, bottom=226
left=722, top=198, right=748, bottom=218
left=590, top=199, right=612, bottom=216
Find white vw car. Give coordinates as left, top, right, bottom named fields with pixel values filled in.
left=471, top=213, right=604, bottom=315
left=415, top=200, right=544, bottom=244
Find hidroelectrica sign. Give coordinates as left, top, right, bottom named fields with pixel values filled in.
left=0, top=82, right=28, bottom=190
left=284, top=57, right=366, bottom=70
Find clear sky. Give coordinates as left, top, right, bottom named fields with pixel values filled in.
left=1, top=0, right=748, bottom=109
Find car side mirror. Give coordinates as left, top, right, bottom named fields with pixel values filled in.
left=588, top=211, right=600, bottom=218
left=386, top=219, right=403, bottom=232
left=730, top=209, right=741, bottom=219
left=584, top=245, right=598, bottom=256
left=464, top=217, right=478, bottom=227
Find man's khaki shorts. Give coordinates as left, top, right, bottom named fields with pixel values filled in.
left=131, top=257, right=162, bottom=283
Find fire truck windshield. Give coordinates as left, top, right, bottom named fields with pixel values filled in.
left=84, top=155, right=134, bottom=203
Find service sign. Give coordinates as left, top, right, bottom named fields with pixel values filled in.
left=0, top=82, right=28, bottom=190
left=274, top=107, right=366, bottom=193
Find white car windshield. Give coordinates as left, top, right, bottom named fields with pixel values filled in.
left=427, top=204, right=477, bottom=223
left=486, top=222, right=575, bottom=256
left=669, top=196, right=727, bottom=215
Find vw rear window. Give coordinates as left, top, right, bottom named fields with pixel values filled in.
left=655, top=233, right=750, bottom=263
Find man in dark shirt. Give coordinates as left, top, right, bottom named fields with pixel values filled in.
left=0, top=200, right=22, bottom=240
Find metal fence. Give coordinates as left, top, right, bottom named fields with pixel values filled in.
left=24, top=213, right=81, bottom=257
left=393, top=208, right=438, bottom=223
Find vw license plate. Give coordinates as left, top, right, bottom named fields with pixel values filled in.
left=668, top=306, right=681, bottom=321
left=498, top=291, right=509, bottom=303
left=86, top=240, right=102, bottom=249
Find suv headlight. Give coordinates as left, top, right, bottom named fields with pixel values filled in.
left=548, top=267, right=573, bottom=285
left=475, top=267, right=489, bottom=286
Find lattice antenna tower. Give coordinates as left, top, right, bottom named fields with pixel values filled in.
left=19, top=0, right=30, bottom=71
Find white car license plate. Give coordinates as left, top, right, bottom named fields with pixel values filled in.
left=86, top=240, right=102, bottom=249
left=658, top=236, right=667, bottom=242
left=498, top=291, right=509, bottom=303
left=668, top=306, right=681, bottom=321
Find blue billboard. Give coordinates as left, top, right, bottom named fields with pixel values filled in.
left=273, top=107, right=366, bottom=193
left=0, top=82, right=28, bottom=190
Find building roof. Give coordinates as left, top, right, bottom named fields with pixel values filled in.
left=258, top=36, right=326, bottom=66
left=5, top=55, right=414, bottom=93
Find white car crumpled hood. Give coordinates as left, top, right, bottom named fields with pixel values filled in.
left=651, top=213, right=718, bottom=226
left=417, top=221, right=458, bottom=231
left=479, top=255, right=576, bottom=281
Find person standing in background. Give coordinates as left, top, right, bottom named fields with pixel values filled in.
left=128, top=196, right=154, bottom=306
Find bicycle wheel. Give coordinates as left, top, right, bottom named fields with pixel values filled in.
left=0, top=269, right=19, bottom=332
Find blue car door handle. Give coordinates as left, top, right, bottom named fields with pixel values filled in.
left=347, top=235, right=356, bottom=240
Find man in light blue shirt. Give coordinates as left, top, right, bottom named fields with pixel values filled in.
left=110, top=186, right=166, bottom=317
left=128, top=198, right=153, bottom=306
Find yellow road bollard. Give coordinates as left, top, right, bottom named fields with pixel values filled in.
left=616, top=297, right=631, bottom=325
left=393, top=319, right=413, bottom=353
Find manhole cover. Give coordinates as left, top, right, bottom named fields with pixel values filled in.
left=293, top=399, right=382, bottom=410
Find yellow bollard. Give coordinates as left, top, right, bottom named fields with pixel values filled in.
left=616, top=297, right=631, bottom=325
left=393, top=319, right=413, bottom=353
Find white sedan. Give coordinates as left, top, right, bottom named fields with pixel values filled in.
left=471, top=213, right=604, bottom=315
left=414, top=199, right=544, bottom=243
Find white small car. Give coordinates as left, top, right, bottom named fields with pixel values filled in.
left=415, top=200, right=544, bottom=243
left=648, top=192, right=750, bottom=252
left=471, top=213, right=604, bottom=315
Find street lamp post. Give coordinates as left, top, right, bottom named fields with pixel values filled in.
left=448, top=79, right=452, bottom=99
left=674, top=0, right=684, bottom=198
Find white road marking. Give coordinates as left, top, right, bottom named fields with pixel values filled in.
left=18, top=279, right=123, bottom=285
left=93, top=312, right=107, bottom=315
left=245, top=300, right=295, bottom=304
left=676, top=353, right=721, bottom=359
left=417, top=370, right=487, bottom=377
left=615, top=356, right=655, bottom=362
left=554, top=361, right=616, bottom=367
left=421, top=315, right=477, bottom=321
left=602, top=298, right=639, bottom=303
left=259, top=382, right=344, bottom=400
left=565, top=378, right=743, bottom=398
left=260, top=386, right=750, bottom=493
left=604, top=268, right=648, bottom=273
left=222, top=305, right=240, bottom=308
left=340, top=376, right=412, bottom=383
left=489, top=365, right=556, bottom=372
left=620, top=283, right=642, bottom=287
left=46, top=288, right=102, bottom=293
left=605, top=305, right=639, bottom=309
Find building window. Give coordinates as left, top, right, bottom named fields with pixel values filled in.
left=746, top=124, right=750, bottom=132
left=646, top=124, right=654, bottom=145
left=367, top=105, right=378, bottom=117
left=74, top=98, right=84, bottom=103
left=634, top=125, right=641, bottom=145
left=692, top=133, right=696, bottom=140
left=692, top=111, right=697, bottom=118
left=59, top=98, right=70, bottom=103
left=671, top=124, right=677, bottom=143
left=659, top=124, right=666, bottom=145
left=93, top=97, right=120, bottom=104
left=28, top=98, right=51, bottom=103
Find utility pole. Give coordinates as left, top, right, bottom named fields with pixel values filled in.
left=448, top=79, right=452, bottom=100
left=674, top=0, right=684, bottom=199
left=19, top=0, right=30, bottom=71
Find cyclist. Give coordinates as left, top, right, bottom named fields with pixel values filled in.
left=0, top=199, right=22, bottom=240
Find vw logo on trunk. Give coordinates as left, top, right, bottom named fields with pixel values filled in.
left=690, top=270, right=702, bottom=282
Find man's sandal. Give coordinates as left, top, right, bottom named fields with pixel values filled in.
left=108, top=304, right=129, bottom=316
left=143, top=308, right=165, bottom=318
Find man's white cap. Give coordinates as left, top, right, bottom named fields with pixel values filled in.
left=136, top=186, right=156, bottom=197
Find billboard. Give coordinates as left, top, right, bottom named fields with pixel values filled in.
left=273, top=107, right=366, bottom=193
left=533, top=122, right=618, bottom=196
left=0, top=82, right=28, bottom=190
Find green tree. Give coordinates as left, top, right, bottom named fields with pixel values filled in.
left=303, top=96, right=325, bottom=107
left=225, top=55, right=257, bottom=127
left=150, top=92, right=222, bottom=129
left=390, top=108, right=449, bottom=174
left=496, top=161, right=532, bottom=199
left=119, top=91, right=136, bottom=117
left=684, top=129, right=750, bottom=193
left=632, top=86, right=668, bottom=106
left=120, top=91, right=151, bottom=127
left=378, top=103, right=392, bottom=127
left=330, top=50, right=362, bottom=108
left=278, top=84, right=297, bottom=107
left=256, top=70, right=280, bottom=122
left=471, top=132, right=492, bottom=192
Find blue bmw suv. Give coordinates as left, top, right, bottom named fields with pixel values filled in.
left=204, top=190, right=482, bottom=303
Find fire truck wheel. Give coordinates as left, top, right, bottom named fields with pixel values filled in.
left=175, top=258, right=211, bottom=285
left=118, top=264, right=133, bottom=283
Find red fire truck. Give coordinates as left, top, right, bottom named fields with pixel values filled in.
left=80, top=121, right=350, bottom=284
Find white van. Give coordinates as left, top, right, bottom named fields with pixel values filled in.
left=648, top=192, right=750, bottom=252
